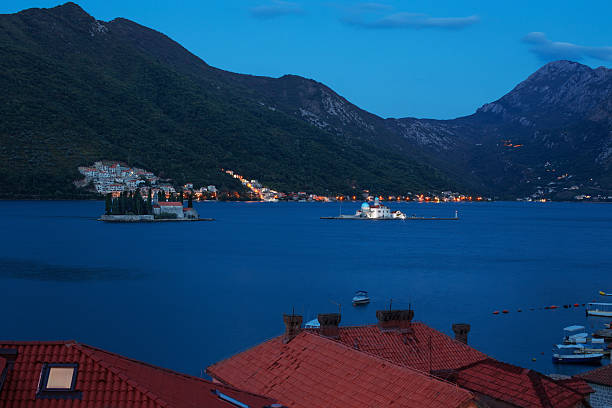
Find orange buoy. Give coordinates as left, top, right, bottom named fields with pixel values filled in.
left=549, top=305, right=558, bottom=309
left=493, top=311, right=500, bottom=315
left=573, top=303, right=579, bottom=307
left=502, top=310, right=509, bottom=314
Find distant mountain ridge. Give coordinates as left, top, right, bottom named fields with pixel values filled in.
left=0, top=3, right=610, bottom=199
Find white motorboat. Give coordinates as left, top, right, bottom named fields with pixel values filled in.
left=304, top=319, right=320, bottom=329
left=352, top=290, right=370, bottom=306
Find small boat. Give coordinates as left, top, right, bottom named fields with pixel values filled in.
left=352, top=290, right=370, bottom=306
left=587, top=302, right=612, bottom=317
left=563, top=325, right=588, bottom=344
left=599, top=291, right=612, bottom=296
left=582, top=338, right=610, bottom=355
left=593, top=328, right=612, bottom=341
left=304, top=319, right=320, bottom=329
left=552, top=345, right=603, bottom=364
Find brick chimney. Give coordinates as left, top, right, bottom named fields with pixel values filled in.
left=452, top=323, right=470, bottom=344
left=317, top=313, right=341, bottom=339
left=376, top=309, right=414, bottom=333
left=283, top=314, right=303, bottom=343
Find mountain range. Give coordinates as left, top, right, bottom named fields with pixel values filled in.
left=0, top=2, right=610, bottom=199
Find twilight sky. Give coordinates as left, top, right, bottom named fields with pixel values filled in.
left=2, top=0, right=611, bottom=119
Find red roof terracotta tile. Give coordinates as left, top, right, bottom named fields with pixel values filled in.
left=554, top=377, right=593, bottom=395
left=333, top=323, right=488, bottom=372
left=577, top=363, right=612, bottom=387
left=0, top=341, right=276, bottom=408
left=450, top=359, right=589, bottom=408
left=324, top=322, right=589, bottom=408
left=207, top=331, right=476, bottom=408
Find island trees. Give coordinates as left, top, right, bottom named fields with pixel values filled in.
left=106, top=190, right=152, bottom=215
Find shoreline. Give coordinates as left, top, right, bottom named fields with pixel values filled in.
left=97, top=217, right=214, bottom=223
left=1, top=198, right=610, bottom=204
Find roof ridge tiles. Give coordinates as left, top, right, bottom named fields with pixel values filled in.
left=527, top=370, right=554, bottom=408
left=0, top=340, right=77, bottom=346
left=78, top=343, right=272, bottom=401
left=74, top=344, right=171, bottom=408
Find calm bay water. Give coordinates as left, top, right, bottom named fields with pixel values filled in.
left=0, top=200, right=610, bottom=377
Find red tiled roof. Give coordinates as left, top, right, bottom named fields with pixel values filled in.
left=577, top=362, right=612, bottom=387
left=207, top=331, right=475, bottom=408
left=554, top=377, right=593, bottom=396
left=450, top=359, right=589, bottom=408
left=157, top=202, right=182, bottom=206
left=0, top=341, right=276, bottom=408
left=333, top=323, right=488, bottom=372
left=334, top=324, right=590, bottom=408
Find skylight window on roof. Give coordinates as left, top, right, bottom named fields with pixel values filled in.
left=46, top=367, right=76, bottom=389
left=37, top=363, right=80, bottom=398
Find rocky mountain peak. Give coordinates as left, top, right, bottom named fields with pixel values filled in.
left=476, top=60, right=612, bottom=123
left=48, top=2, right=94, bottom=22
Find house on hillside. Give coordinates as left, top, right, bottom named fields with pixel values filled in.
left=208, top=309, right=592, bottom=408
left=0, top=341, right=279, bottom=408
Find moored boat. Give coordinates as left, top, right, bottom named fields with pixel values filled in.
left=304, top=319, right=320, bottom=329
left=593, top=328, right=612, bottom=341
left=587, top=302, right=612, bottom=317
left=552, top=344, right=603, bottom=364
left=352, top=290, right=371, bottom=306
left=562, top=325, right=588, bottom=344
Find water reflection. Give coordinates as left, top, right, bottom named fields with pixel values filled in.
left=0, top=258, right=145, bottom=281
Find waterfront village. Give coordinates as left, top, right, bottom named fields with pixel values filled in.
left=75, top=160, right=612, bottom=203
left=78, top=160, right=488, bottom=203
left=2, top=305, right=612, bottom=407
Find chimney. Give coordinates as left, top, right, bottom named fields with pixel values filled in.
left=317, top=313, right=341, bottom=339
left=452, top=323, right=470, bottom=344
left=283, top=314, right=303, bottom=343
left=376, top=309, right=414, bottom=333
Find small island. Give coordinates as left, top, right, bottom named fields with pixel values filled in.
left=99, top=190, right=213, bottom=222
left=322, top=198, right=459, bottom=221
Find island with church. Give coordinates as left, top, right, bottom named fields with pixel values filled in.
left=98, top=189, right=213, bottom=222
